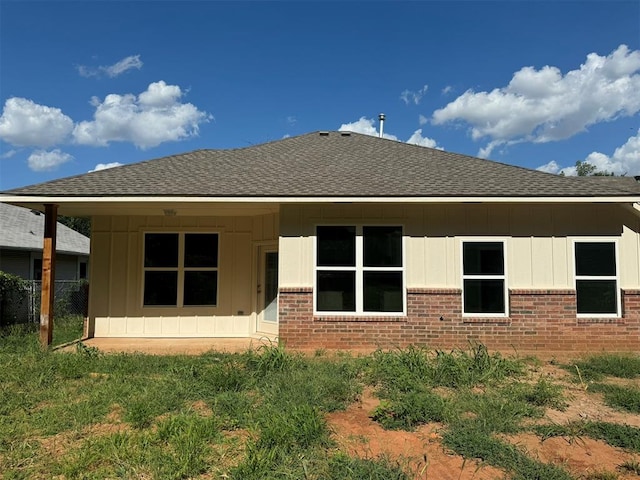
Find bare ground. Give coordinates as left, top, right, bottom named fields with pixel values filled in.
left=326, top=364, right=640, bottom=479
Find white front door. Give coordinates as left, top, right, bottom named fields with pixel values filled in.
left=256, top=245, right=278, bottom=336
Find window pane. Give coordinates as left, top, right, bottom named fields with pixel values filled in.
left=575, top=243, right=616, bottom=276
left=364, top=271, right=403, bottom=312
left=144, top=271, right=177, bottom=306
left=185, top=234, right=218, bottom=267
left=317, top=226, right=355, bottom=267
left=145, top=233, right=178, bottom=267
left=184, top=271, right=218, bottom=306
left=464, top=279, right=505, bottom=314
left=316, top=271, right=355, bottom=311
left=576, top=280, right=617, bottom=314
left=363, top=226, right=402, bottom=267
left=463, top=242, right=504, bottom=275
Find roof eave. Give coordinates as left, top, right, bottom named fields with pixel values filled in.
left=2, top=195, right=640, bottom=204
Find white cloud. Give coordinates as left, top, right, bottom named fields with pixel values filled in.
left=339, top=117, right=442, bottom=149
left=536, top=129, right=640, bottom=176
left=73, top=81, right=211, bottom=149
left=406, top=129, right=442, bottom=149
left=418, top=114, right=428, bottom=126
left=27, top=149, right=73, bottom=171
left=536, top=160, right=561, bottom=174
left=433, top=45, right=640, bottom=153
left=286, top=116, right=297, bottom=126
left=0, top=98, right=73, bottom=147
left=77, top=55, right=143, bottom=78
left=339, top=117, right=398, bottom=140
left=400, top=84, right=428, bottom=105
left=89, top=162, right=123, bottom=172
left=442, top=85, right=453, bottom=95
left=0, top=149, right=17, bottom=159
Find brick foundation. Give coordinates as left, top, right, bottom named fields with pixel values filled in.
left=278, top=287, right=640, bottom=354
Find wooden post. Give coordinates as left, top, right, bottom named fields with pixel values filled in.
left=40, top=204, right=57, bottom=348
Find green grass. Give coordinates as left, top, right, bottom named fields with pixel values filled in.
left=442, top=425, right=573, bottom=480
left=533, top=421, right=640, bottom=452
left=1, top=331, right=637, bottom=479
left=590, top=383, right=640, bottom=413
left=567, top=354, right=640, bottom=381
left=0, top=332, right=364, bottom=479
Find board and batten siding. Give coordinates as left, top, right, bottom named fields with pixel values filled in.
left=89, top=213, right=278, bottom=337
left=278, top=203, right=640, bottom=290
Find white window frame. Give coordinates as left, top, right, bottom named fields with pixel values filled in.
left=313, top=224, right=406, bottom=316
left=460, top=239, right=509, bottom=317
left=142, top=231, right=220, bottom=308
left=573, top=239, right=621, bottom=318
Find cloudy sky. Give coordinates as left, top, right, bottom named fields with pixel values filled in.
left=1, top=1, right=639, bottom=190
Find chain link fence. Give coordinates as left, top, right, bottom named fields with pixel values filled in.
left=0, top=280, right=88, bottom=325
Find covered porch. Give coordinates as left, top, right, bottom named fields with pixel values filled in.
left=9, top=199, right=282, bottom=347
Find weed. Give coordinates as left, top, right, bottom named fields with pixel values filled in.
left=590, top=383, right=640, bottom=414
left=568, top=354, right=640, bottom=381
left=533, top=421, right=640, bottom=452
left=370, top=390, right=448, bottom=430
left=618, top=458, right=640, bottom=475
left=443, top=424, right=573, bottom=480
left=246, top=341, right=297, bottom=375
left=506, top=377, right=566, bottom=409
left=584, top=471, right=619, bottom=480
left=324, top=453, right=410, bottom=479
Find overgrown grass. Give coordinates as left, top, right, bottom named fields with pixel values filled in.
left=0, top=333, right=363, bottom=479
left=442, top=425, right=573, bottom=480
left=366, top=344, right=573, bottom=478
left=590, top=383, right=640, bottom=414
left=0, top=331, right=635, bottom=479
left=533, top=421, right=640, bottom=452
left=567, top=353, right=640, bottom=381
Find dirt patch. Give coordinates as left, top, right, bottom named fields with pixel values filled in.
left=327, top=363, right=640, bottom=480
left=506, top=433, right=640, bottom=479
left=39, top=422, right=130, bottom=457
left=534, top=363, right=640, bottom=428
left=327, top=388, right=505, bottom=479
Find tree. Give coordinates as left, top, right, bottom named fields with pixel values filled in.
left=574, top=160, right=614, bottom=177
left=58, top=216, right=91, bottom=238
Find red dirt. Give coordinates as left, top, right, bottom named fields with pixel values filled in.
left=326, top=363, right=640, bottom=480
left=327, top=388, right=505, bottom=479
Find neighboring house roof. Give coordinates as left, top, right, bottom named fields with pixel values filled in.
left=3, top=131, right=640, bottom=198
left=0, top=203, right=90, bottom=255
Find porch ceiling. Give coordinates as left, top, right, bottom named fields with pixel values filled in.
left=4, top=200, right=281, bottom=217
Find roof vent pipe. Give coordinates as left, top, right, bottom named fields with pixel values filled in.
left=378, top=113, right=385, bottom=138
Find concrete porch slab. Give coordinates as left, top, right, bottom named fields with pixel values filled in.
left=76, top=337, right=275, bottom=355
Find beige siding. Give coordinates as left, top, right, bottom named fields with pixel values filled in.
left=279, top=203, right=640, bottom=290
left=90, top=213, right=278, bottom=337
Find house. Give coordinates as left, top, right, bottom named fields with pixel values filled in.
left=0, top=202, right=89, bottom=281
left=1, top=131, right=640, bottom=353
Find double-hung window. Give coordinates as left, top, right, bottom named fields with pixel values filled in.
left=574, top=241, right=620, bottom=316
left=143, top=233, right=219, bottom=307
left=315, top=226, right=404, bottom=314
left=462, top=241, right=507, bottom=315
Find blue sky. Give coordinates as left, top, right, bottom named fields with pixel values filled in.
left=1, top=1, right=639, bottom=191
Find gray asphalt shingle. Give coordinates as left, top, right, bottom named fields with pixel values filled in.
left=0, top=203, right=90, bottom=254
left=4, top=132, right=640, bottom=198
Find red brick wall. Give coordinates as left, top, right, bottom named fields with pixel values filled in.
left=278, top=287, right=640, bottom=354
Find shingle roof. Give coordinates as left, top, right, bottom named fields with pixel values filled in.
left=4, top=132, right=640, bottom=198
left=0, top=203, right=90, bottom=255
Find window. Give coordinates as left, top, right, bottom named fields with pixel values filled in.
left=315, top=226, right=404, bottom=314
left=79, top=262, right=88, bottom=280
left=33, top=258, right=42, bottom=281
left=143, top=233, right=218, bottom=307
left=462, top=241, right=507, bottom=315
left=574, top=241, right=619, bottom=316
